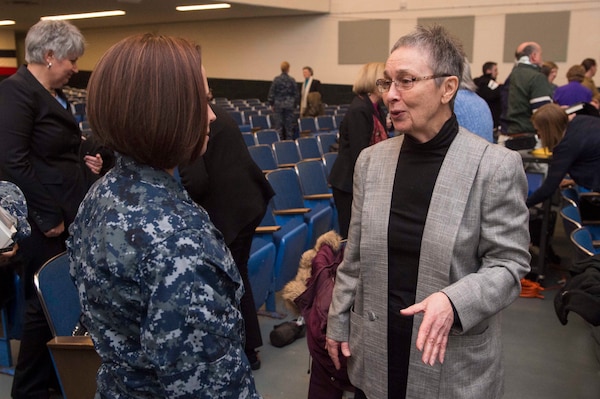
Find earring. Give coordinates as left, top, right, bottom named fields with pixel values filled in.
left=47, top=62, right=52, bottom=69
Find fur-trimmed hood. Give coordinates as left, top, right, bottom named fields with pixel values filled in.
left=281, top=230, right=343, bottom=314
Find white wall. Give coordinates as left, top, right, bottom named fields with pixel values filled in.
left=40, top=0, right=600, bottom=86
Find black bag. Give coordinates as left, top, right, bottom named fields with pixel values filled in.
left=269, top=320, right=306, bottom=348
left=579, top=193, right=600, bottom=224
left=504, top=133, right=537, bottom=150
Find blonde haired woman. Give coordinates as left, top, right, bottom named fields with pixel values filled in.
left=329, top=62, right=387, bottom=238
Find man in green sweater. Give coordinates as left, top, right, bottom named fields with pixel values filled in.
left=506, top=42, right=553, bottom=134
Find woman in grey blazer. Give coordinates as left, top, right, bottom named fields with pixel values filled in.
left=326, top=25, right=531, bottom=399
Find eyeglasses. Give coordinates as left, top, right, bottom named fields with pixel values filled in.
left=376, top=74, right=452, bottom=92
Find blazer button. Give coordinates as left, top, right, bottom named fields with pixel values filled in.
left=368, top=311, right=378, bottom=321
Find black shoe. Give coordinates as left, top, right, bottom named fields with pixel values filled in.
left=250, top=359, right=261, bottom=371
left=247, top=350, right=261, bottom=371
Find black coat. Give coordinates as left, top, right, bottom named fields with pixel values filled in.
left=179, top=105, right=274, bottom=245
left=329, top=95, right=385, bottom=193
left=0, top=65, right=86, bottom=232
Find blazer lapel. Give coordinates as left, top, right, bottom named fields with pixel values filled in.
left=418, top=129, right=488, bottom=297
left=407, top=129, right=489, bottom=397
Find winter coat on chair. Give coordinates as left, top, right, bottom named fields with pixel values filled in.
left=282, top=231, right=354, bottom=398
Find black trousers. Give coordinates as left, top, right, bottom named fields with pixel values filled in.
left=332, top=188, right=353, bottom=239
left=11, top=223, right=63, bottom=399
left=227, top=213, right=265, bottom=354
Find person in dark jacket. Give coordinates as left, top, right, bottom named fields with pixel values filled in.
left=179, top=101, right=275, bottom=370
left=473, top=61, right=502, bottom=130
left=328, top=62, right=387, bottom=238
left=0, top=20, right=103, bottom=398
left=527, top=103, right=600, bottom=208
left=268, top=61, right=299, bottom=140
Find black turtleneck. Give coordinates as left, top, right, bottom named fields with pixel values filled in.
left=387, top=115, right=459, bottom=398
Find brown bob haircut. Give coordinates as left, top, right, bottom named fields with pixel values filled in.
left=531, top=103, right=568, bottom=151
left=87, top=33, right=208, bottom=170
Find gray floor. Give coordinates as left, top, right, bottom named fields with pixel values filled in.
left=2, top=220, right=599, bottom=399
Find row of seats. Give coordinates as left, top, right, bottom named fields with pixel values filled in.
left=560, top=187, right=600, bottom=260
left=229, top=111, right=344, bottom=135
left=248, top=158, right=339, bottom=314
left=213, top=97, right=262, bottom=107
left=248, top=138, right=338, bottom=172
left=324, top=104, right=350, bottom=116
left=298, top=115, right=342, bottom=135
left=229, top=112, right=272, bottom=130
left=246, top=130, right=336, bottom=152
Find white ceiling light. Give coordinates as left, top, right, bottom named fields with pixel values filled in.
left=41, top=10, right=126, bottom=21
left=0, top=20, right=16, bottom=26
left=176, top=3, right=231, bottom=12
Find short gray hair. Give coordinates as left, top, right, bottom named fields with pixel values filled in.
left=25, top=20, right=85, bottom=64
left=390, top=24, right=464, bottom=88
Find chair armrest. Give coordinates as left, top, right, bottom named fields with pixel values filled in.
left=47, top=336, right=101, bottom=399
left=277, top=163, right=297, bottom=168
left=273, top=208, right=311, bottom=215
left=304, top=194, right=333, bottom=200
left=255, top=225, right=281, bottom=234
left=47, top=336, right=95, bottom=349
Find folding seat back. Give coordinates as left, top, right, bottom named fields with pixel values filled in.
left=255, top=129, right=280, bottom=146
left=296, top=137, right=322, bottom=160
left=248, top=144, right=278, bottom=172
left=272, top=140, right=301, bottom=167
left=250, top=115, right=271, bottom=131
left=316, top=133, right=338, bottom=154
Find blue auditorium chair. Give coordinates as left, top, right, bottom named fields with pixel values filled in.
left=266, top=168, right=332, bottom=249
left=254, top=129, right=280, bottom=146
left=255, top=203, right=308, bottom=315
left=316, top=133, right=338, bottom=155
left=247, top=237, right=276, bottom=310
left=272, top=140, right=301, bottom=168
left=248, top=144, right=278, bottom=173
left=296, top=136, right=322, bottom=160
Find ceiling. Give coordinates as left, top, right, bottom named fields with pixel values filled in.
left=1, top=0, right=326, bottom=32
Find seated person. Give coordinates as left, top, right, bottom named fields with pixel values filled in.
left=526, top=103, right=600, bottom=207
left=0, top=180, right=31, bottom=258
left=553, top=65, right=593, bottom=107
left=1, top=181, right=31, bottom=310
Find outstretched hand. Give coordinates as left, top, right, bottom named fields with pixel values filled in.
left=400, top=292, right=454, bottom=366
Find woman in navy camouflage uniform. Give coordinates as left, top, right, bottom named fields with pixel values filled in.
left=67, top=34, right=261, bottom=398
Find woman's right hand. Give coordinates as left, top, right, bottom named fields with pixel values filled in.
left=44, top=221, right=65, bottom=238
left=326, top=337, right=352, bottom=370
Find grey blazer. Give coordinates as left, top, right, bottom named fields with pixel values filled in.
left=327, top=128, right=531, bottom=398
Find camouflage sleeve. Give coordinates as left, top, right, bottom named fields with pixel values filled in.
left=0, top=180, right=31, bottom=242
left=139, top=228, right=260, bottom=398
left=267, top=80, right=275, bottom=105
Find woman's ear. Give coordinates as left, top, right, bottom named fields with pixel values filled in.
left=441, top=76, right=459, bottom=105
